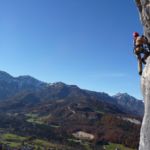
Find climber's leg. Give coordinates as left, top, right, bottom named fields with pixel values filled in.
left=137, top=54, right=143, bottom=75
left=134, top=48, right=143, bottom=75
left=142, top=50, right=150, bottom=64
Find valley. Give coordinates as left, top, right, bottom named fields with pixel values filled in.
left=0, top=71, right=143, bottom=149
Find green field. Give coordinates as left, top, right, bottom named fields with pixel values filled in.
left=0, top=133, right=64, bottom=149
left=0, top=133, right=137, bottom=150
left=105, top=143, right=136, bottom=150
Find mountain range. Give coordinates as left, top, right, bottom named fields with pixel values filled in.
left=0, top=70, right=144, bottom=149
left=0, top=71, right=144, bottom=116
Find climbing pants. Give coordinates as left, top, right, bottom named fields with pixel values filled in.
left=134, top=48, right=149, bottom=74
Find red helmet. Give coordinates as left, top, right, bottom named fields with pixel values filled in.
left=133, top=32, right=139, bottom=37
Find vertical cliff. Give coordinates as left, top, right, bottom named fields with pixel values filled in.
left=135, top=0, right=150, bottom=38
left=135, top=0, right=150, bottom=150
left=139, top=56, right=150, bottom=150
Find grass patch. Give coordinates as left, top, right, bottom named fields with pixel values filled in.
left=80, top=142, right=93, bottom=150
left=95, top=110, right=105, bottom=114
left=5, top=142, right=21, bottom=148
left=26, top=113, right=52, bottom=125
left=33, top=139, right=66, bottom=149
left=68, top=138, right=81, bottom=143
left=33, top=139, right=56, bottom=147
left=104, top=143, right=136, bottom=150
left=0, top=133, right=64, bottom=149
left=2, top=133, right=26, bottom=142
left=26, top=113, right=44, bottom=124
left=50, top=124, right=61, bottom=128
left=0, top=133, right=27, bottom=148
left=68, top=139, right=92, bottom=150
left=25, top=113, right=38, bottom=118
left=27, top=118, right=43, bottom=124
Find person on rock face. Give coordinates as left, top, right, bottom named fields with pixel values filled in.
left=133, top=32, right=150, bottom=75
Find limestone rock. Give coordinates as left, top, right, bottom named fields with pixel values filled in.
left=135, top=0, right=150, bottom=149
left=139, top=57, right=150, bottom=150
left=72, top=131, right=94, bottom=141
left=135, top=0, right=150, bottom=39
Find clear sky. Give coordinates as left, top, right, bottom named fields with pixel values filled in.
left=0, top=0, right=144, bottom=99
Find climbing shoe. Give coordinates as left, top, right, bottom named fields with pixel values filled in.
left=142, top=58, right=146, bottom=64
left=139, top=71, right=142, bottom=76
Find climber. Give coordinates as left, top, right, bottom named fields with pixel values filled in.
left=133, top=32, right=150, bottom=75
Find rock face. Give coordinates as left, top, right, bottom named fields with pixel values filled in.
left=135, top=0, right=150, bottom=38
left=135, top=0, right=150, bottom=149
left=139, top=57, right=150, bottom=150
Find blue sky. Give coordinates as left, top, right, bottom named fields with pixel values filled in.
left=0, top=0, right=144, bottom=99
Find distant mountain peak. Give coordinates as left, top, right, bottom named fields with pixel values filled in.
left=17, top=75, right=33, bottom=79
left=115, top=92, right=130, bottom=97
left=17, top=75, right=44, bottom=83
left=113, top=92, right=144, bottom=116
left=0, top=70, right=11, bottom=75
left=49, top=82, right=79, bottom=89
left=0, top=71, right=13, bottom=80
left=0, top=70, right=48, bottom=100
left=52, top=82, right=66, bottom=86
left=113, top=93, right=141, bottom=101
